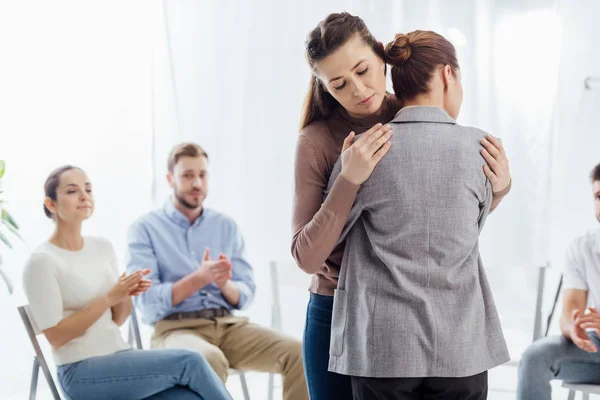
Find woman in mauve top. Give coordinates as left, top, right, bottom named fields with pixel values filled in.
left=292, top=11, right=512, bottom=400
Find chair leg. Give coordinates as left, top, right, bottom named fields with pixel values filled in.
left=567, top=390, right=576, bottom=400
left=239, top=372, right=251, bottom=400
left=30, top=357, right=40, bottom=400
left=267, top=373, right=274, bottom=400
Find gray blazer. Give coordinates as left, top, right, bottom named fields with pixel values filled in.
left=325, top=106, right=510, bottom=378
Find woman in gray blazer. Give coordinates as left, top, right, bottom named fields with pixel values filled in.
left=324, top=30, right=511, bottom=399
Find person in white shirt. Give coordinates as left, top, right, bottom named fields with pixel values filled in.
left=22, top=165, right=232, bottom=400
left=518, top=162, right=600, bottom=399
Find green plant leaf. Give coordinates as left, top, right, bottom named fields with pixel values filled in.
left=0, top=160, right=4, bottom=179
left=2, top=219, right=22, bottom=240
left=0, top=230, right=12, bottom=249
left=1, top=209, right=18, bottom=230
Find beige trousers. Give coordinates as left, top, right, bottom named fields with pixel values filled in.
left=152, top=316, right=308, bottom=400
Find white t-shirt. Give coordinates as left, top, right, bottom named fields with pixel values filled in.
left=563, top=227, right=600, bottom=308
left=22, top=236, right=130, bottom=366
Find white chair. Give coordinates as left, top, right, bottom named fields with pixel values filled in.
left=268, top=259, right=312, bottom=400
left=18, top=305, right=62, bottom=400
left=563, top=382, right=600, bottom=400
left=128, top=307, right=251, bottom=400
left=19, top=305, right=150, bottom=400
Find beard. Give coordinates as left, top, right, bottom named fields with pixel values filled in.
left=174, top=188, right=203, bottom=210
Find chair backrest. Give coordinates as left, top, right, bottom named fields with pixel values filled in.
left=269, top=259, right=312, bottom=331
left=17, top=305, right=62, bottom=400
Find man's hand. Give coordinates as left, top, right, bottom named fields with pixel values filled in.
left=576, top=307, right=600, bottom=335
left=571, top=309, right=598, bottom=353
left=196, top=248, right=232, bottom=286
left=215, top=253, right=233, bottom=289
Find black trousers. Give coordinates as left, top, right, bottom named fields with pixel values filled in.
left=351, top=371, right=488, bottom=400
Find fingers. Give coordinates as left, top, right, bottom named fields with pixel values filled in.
left=575, top=314, right=600, bottom=324
left=372, top=141, right=392, bottom=163
left=215, top=258, right=232, bottom=269
left=575, top=338, right=597, bottom=353
left=579, top=322, right=600, bottom=334
left=141, top=269, right=151, bottom=276
left=129, top=279, right=152, bottom=294
left=211, top=265, right=232, bottom=275
left=127, top=279, right=141, bottom=292
left=483, top=164, right=498, bottom=184
left=483, top=135, right=506, bottom=157
left=342, top=132, right=356, bottom=152
left=122, top=270, right=143, bottom=284
left=360, top=123, right=383, bottom=140
left=358, top=124, right=391, bottom=152
left=203, top=248, right=211, bottom=261
left=368, top=129, right=393, bottom=155
left=481, top=137, right=503, bottom=160
left=481, top=148, right=500, bottom=171
left=354, top=124, right=385, bottom=146
left=136, top=282, right=152, bottom=292
left=589, top=307, right=598, bottom=314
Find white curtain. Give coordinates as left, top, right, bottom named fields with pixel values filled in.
left=154, top=0, right=567, bottom=358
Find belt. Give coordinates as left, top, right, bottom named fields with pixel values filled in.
left=164, top=308, right=231, bottom=321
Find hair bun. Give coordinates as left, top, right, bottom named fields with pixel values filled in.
left=384, top=33, right=412, bottom=66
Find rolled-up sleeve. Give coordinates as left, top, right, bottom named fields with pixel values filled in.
left=126, top=221, right=173, bottom=324
left=230, top=223, right=255, bottom=310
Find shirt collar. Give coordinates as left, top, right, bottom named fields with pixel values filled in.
left=163, top=198, right=205, bottom=228
left=390, top=106, right=457, bottom=125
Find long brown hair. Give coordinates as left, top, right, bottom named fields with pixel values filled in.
left=300, top=12, right=385, bottom=130
left=384, top=30, right=459, bottom=104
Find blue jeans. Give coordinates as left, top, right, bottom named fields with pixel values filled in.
left=303, top=293, right=353, bottom=400
left=57, top=348, right=232, bottom=400
left=517, top=333, right=600, bottom=399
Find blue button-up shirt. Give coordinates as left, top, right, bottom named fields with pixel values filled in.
left=126, top=199, right=255, bottom=325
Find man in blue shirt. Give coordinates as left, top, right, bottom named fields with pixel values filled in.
left=127, top=143, right=308, bottom=400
